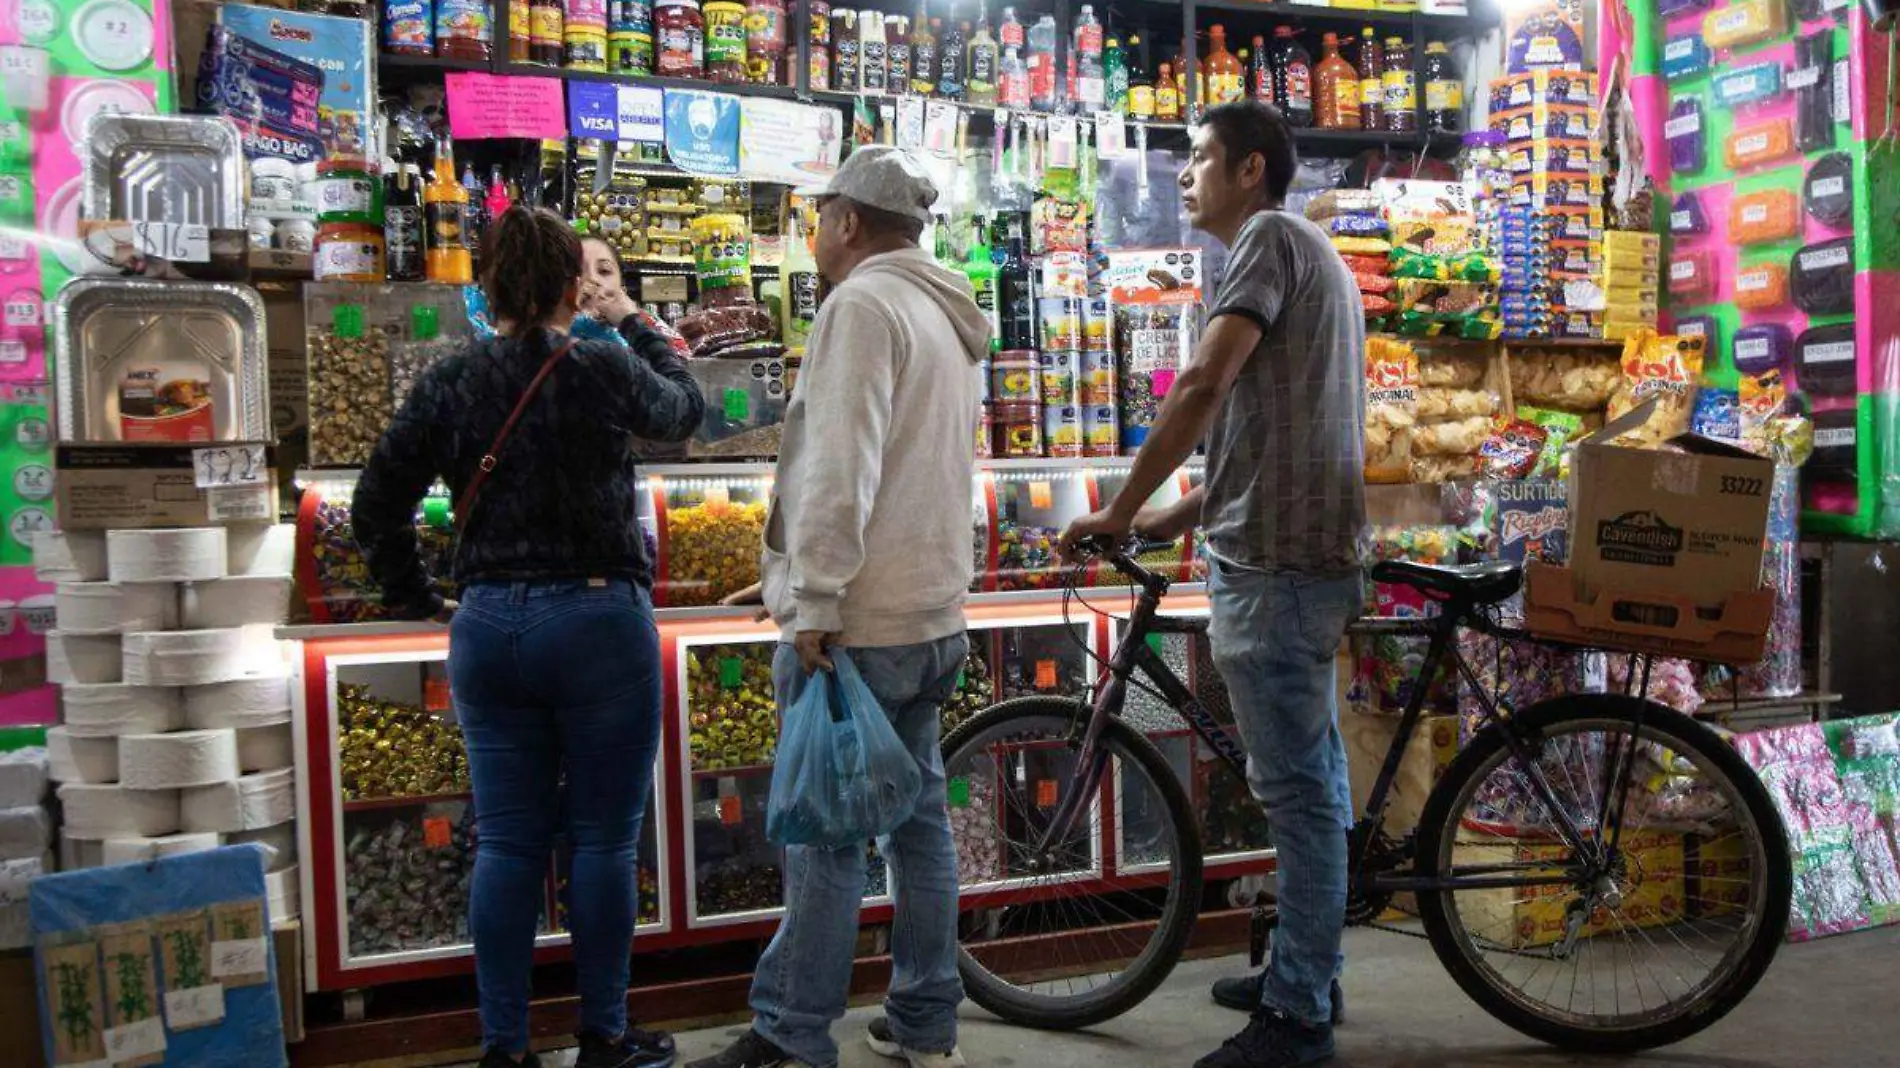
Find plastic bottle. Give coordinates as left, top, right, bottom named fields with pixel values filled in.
left=998, top=5, right=1023, bottom=52
left=831, top=8, right=859, bottom=91
left=1270, top=26, right=1313, bottom=127
left=998, top=44, right=1029, bottom=107
left=968, top=13, right=999, bottom=106
left=508, top=0, right=529, bottom=60
left=1382, top=36, right=1416, bottom=132
left=1357, top=27, right=1383, bottom=132
left=1249, top=34, right=1269, bottom=101
left=383, top=0, right=435, bottom=57
left=782, top=208, right=818, bottom=351
left=1103, top=36, right=1126, bottom=112
left=1155, top=61, right=1180, bottom=120
left=384, top=163, right=424, bottom=282
left=1423, top=40, right=1463, bottom=135
left=1315, top=32, right=1358, bottom=129
left=1027, top=14, right=1057, bottom=111
left=1127, top=46, right=1155, bottom=119
left=461, top=163, right=488, bottom=267
left=527, top=0, right=562, bottom=63
left=963, top=215, right=999, bottom=348
left=1073, top=5, right=1104, bottom=113
left=938, top=17, right=967, bottom=100
left=424, top=137, right=472, bottom=285
left=910, top=8, right=938, bottom=96
left=859, top=5, right=888, bottom=92
left=1204, top=25, right=1243, bottom=105
left=485, top=165, right=513, bottom=226
left=437, top=0, right=492, bottom=60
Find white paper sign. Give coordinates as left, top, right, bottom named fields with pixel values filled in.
left=1094, top=112, right=1127, bottom=158
left=103, top=1016, right=166, bottom=1063
left=163, top=985, right=226, bottom=1029
left=209, top=936, right=268, bottom=978
left=923, top=100, right=959, bottom=157
left=207, top=485, right=273, bottom=523
left=617, top=84, right=665, bottom=142
left=894, top=97, right=926, bottom=150
left=1047, top=116, right=1078, bottom=169
left=738, top=98, right=844, bottom=185
left=193, top=443, right=268, bottom=488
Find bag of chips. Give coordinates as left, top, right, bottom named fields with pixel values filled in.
left=1365, top=338, right=1420, bottom=484
left=1480, top=417, right=1549, bottom=478
left=1606, top=329, right=1705, bottom=448
left=1518, top=405, right=1585, bottom=476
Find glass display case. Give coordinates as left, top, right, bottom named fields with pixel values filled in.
left=651, top=468, right=772, bottom=608
left=1088, top=468, right=1195, bottom=586
left=302, top=637, right=668, bottom=989
left=305, top=283, right=469, bottom=468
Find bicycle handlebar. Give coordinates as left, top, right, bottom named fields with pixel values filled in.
left=1072, top=535, right=1177, bottom=597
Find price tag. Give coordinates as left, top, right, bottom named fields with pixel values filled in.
left=3, top=297, right=39, bottom=327
left=193, top=443, right=268, bottom=488
left=412, top=304, right=440, bottom=340
left=719, top=656, right=744, bottom=689
left=1807, top=341, right=1854, bottom=364
left=718, top=793, right=742, bottom=825
left=0, top=47, right=50, bottom=112
left=209, top=937, right=268, bottom=979
left=1670, top=259, right=1697, bottom=281
left=1048, top=117, right=1078, bottom=169
left=948, top=776, right=970, bottom=808
left=207, top=485, right=272, bottom=523
left=0, top=340, right=25, bottom=366
left=1734, top=132, right=1769, bottom=157
left=1801, top=245, right=1850, bottom=270
left=1811, top=176, right=1845, bottom=198
left=1145, top=633, right=1166, bottom=655
left=723, top=387, right=750, bottom=422
left=103, top=1017, right=166, bottom=1063
left=1035, top=778, right=1058, bottom=807
left=163, top=985, right=226, bottom=1030
left=1094, top=112, right=1126, bottom=158
left=129, top=221, right=209, bottom=263
left=1814, top=426, right=1855, bottom=447
left=923, top=100, right=958, bottom=156
left=1736, top=270, right=1769, bottom=293
left=1787, top=66, right=1822, bottom=89
left=1742, top=204, right=1768, bottom=224
left=424, top=676, right=451, bottom=711
left=423, top=816, right=453, bottom=848
left=0, top=233, right=27, bottom=261
left=1027, top=480, right=1053, bottom=509
left=1663, top=113, right=1700, bottom=139
left=1833, top=59, right=1850, bottom=123
left=1034, top=659, right=1058, bottom=689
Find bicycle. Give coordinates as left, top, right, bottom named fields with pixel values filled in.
left=943, top=539, right=1793, bottom=1052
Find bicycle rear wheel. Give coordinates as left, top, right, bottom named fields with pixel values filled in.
left=942, top=696, right=1204, bottom=1030
left=1415, top=694, right=1792, bottom=1052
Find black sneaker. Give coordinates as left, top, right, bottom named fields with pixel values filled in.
left=577, top=1025, right=679, bottom=1068
left=1210, top=972, right=1346, bottom=1026
left=478, top=1050, right=543, bottom=1068
left=1193, top=1007, right=1336, bottom=1068
left=683, top=1029, right=803, bottom=1068
left=865, top=1016, right=966, bottom=1067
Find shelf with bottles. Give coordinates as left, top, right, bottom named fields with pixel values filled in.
left=1170, top=0, right=1498, bottom=38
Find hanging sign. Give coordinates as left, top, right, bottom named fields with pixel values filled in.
left=664, top=88, right=741, bottom=175
left=446, top=72, right=566, bottom=140
left=738, top=98, right=843, bottom=185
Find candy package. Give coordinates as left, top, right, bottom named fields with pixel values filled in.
left=1792, top=238, right=1854, bottom=315
left=1518, top=405, right=1584, bottom=475
left=1794, top=29, right=1835, bottom=154
left=1796, top=322, right=1857, bottom=397
left=1334, top=236, right=1393, bottom=256
left=1479, top=417, right=1547, bottom=478
left=1305, top=189, right=1384, bottom=221
left=1668, top=250, right=1715, bottom=301
left=1703, top=0, right=1786, bottom=51
left=1322, top=214, right=1390, bottom=238
left=1728, top=189, right=1800, bottom=246
left=1662, top=33, right=1711, bottom=83
left=1726, top=118, right=1796, bottom=170
left=1669, top=192, right=1709, bottom=235
left=1607, top=330, right=1704, bottom=448
left=1364, top=337, right=1421, bottom=484
left=1692, top=387, right=1741, bottom=445
left=1733, top=262, right=1790, bottom=311
left=1392, top=217, right=1479, bottom=258
left=1342, top=253, right=1390, bottom=276
left=1732, top=323, right=1791, bottom=374
left=1667, top=96, right=1705, bottom=173
left=1676, top=314, right=1717, bottom=354
left=1713, top=63, right=1784, bottom=109
left=1394, top=279, right=1493, bottom=317
left=1739, top=369, right=1788, bottom=455
left=1361, top=292, right=1397, bottom=316
left=1803, top=152, right=1853, bottom=226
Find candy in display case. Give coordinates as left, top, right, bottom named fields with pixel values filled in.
left=304, top=283, right=470, bottom=468
left=990, top=620, right=1092, bottom=702
left=689, top=767, right=782, bottom=922
left=650, top=468, right=772, bottom=607
left=296, top=472, right=458, bottom=623
left=1088, top=466, right=1197, bottom=586
left=684, top=639, right=779, bottom=771
left=986, top=467, right=1091, bottom=592
left=1119, top=733, right=1192, bottom=870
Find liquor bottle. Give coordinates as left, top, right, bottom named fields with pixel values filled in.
left=963, top=215, right=999, bottom=347
left=861, top=6, right=889, bottom=93
left=1205, top=25, right=1243, bottom=106
left=529, top=0, right=563, bottom=64
left=1357, top=27, right=1383, bottom=132
left=910, top=7, right=939, bottom=96
left=887, top=13, right=913, bottom=93
left=998, top=5, right=1023, bottom=51
left=967, top=9, right=999, bottom=105
left=1103, top=36, right=1126, bottom=112
left=781, top=207, right=819, bottom=351
left=1423, top=40, right=1463, bottom=135
left=1155, top=61, right=1180, bottom=120
left=998, top=44, right=1029, bottom=107
left=385, top=163, right=425, bottom=282
left=996, top=228, right=1035, bottom=349
left=1270, top=26, right=1313, bottom=127
left=938, top=17, right=967, bottom=100
left=1249, top=34, right=1269, bottom=101
left=424, top=136, right=473, bottom=284
left=1382, top=35, right=1417, bottom=132
left=461, top=162, right=488, bottom=265
left=1315, top=32, right=1359, bottom=129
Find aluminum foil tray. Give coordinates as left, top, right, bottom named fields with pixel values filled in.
left=82, top=114, right=244, bottom=227
left=55, top=278, right=269, bottom=443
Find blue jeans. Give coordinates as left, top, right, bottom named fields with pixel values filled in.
left=451, top=579, right=664, bottom=1054
left=749, top=636, right=969, bottom=1067
left=1205, top=559, right=1360, bottom=1028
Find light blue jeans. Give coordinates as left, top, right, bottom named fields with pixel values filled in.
left=1205, top=558, right=1361, bottom=1028
left=749, top=635, right=969, bottom=1068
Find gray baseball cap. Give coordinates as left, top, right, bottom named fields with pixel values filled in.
left=797, top=145, right=939, bottom=224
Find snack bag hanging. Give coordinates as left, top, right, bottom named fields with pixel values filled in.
left=1607, top=330, right=1704, bottom=448
left=766, top=652, right=922, bottom=848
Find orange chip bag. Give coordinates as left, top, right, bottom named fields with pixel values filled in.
left=1364, top=337, right=1420, bottom=484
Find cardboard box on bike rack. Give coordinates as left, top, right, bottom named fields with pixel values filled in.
left=1522, top=399, right=1776, bottom=665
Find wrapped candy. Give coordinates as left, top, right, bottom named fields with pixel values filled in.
left=663, top=497, right=769, bottom=606
left=686, top=646, right=780, bottom=769
left=948, top=774, right=1002, bottom=880
left=346, top=807, right=475, bottom=955
left=996, top=520, right=1064, bottom=591
left=1519, top=406, right=1584, bottom=476
left=337, top=684, right=469, bottom=801
left=1479, top=417, right=1548, bottom=479
left=1608, top=654, right=1703, bottom=716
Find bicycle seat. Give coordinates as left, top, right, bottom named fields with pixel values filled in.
left=1369, top=559, right=1522, bottom=605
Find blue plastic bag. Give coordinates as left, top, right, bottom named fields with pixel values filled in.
left=766, top=652, right=922, bottom=848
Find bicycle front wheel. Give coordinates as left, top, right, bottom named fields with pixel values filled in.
left=1415, top=694, right=1792, bottom=1052
left=943, top=697, right=1204, bottom=1030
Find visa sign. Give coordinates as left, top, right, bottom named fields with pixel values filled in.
left=569, top=82, right=664, bottom=143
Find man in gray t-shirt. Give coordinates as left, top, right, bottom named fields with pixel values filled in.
left=1063, top=100, right=1366, bottom=1068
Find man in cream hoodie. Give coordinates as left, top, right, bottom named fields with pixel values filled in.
left=692, top=147, right=990, bottom=1068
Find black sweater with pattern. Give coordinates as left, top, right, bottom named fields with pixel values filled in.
left=352, top=316, right=705, bottom=619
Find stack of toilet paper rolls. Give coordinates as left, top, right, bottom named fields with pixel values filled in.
left=0, top=746, right=51, bottom=949
left=39, top=525, right=302, bottom=920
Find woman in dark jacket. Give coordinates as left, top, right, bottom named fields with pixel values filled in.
left=353, top=206, right=705, bottom=1068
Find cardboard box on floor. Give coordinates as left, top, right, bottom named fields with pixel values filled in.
left=1524, top=399, right=1776, bottom=665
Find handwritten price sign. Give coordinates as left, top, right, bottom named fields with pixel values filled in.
left=193, top=444, right=268, bottom=489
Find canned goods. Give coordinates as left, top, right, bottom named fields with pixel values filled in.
left=1037, top=350, right=1077, bottom=405
left=1039, top=297, right=1083, bottom=350
left=1078, top=350, right=1115, bottom=405
left=993, top=401, right=1042, bottom=458
left=1082, top=404, right=1119, bottom=457
left=975, top=405, right=994, bottom=459
left=1043, top=404, right=1082, bottom=458
left=990, top=355, right=1037, bottom=403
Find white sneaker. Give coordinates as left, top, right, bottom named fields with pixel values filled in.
left=865, top=1017, right=966, bottom=1068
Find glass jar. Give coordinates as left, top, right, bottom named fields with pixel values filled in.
left=743, top=0, right=787, bottom=84
left=314, top=221, right=387, bottom=282
left=656, top=0, right=704, bottom=77
left=703, top=0, right=747, bottom=81
left=311, top=157, right=383, bottom=225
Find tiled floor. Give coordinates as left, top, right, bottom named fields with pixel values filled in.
left=428, top=923, right=1900, bottom=1068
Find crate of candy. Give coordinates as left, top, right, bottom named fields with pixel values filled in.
left=336, top=681, right=469, bottom=802
left=297, top=474, right=458, bottom=623
left=305, top=283, right=470, bottom=467
left=685, top=641, right=779, bottom=770
left=653, top=472, right=772, bottom=607
left=344, top=801, right=474, bottom=958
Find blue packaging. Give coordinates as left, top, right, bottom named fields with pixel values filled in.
left=1494, top=478, right=1569, bottom=567
left=1713, top=63, right=1783, bottom=108
left=382, top=0, right=435, bottom=52
left=1691, top=388, right=1741, bottom=444
left=1662, top=33, right=1710, bottom=82
left=215, top=4, right=375, bottom=158
left=1732, top=323, right=1792, bottom=373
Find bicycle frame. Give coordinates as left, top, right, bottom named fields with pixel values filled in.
left=1037, top=550, right=1648, bottom=899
